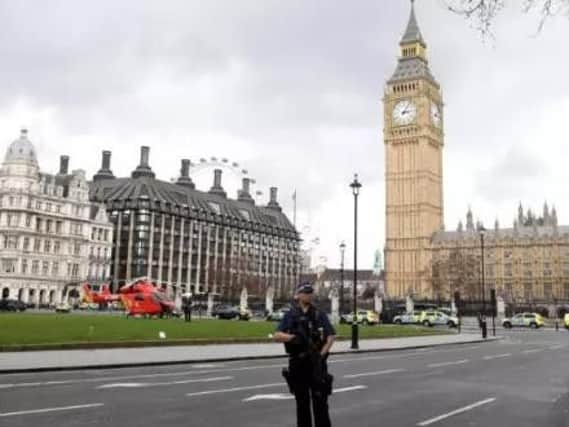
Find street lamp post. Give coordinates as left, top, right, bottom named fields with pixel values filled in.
left=479, top=229, right=487, bottom=339
left=339, top=241, right=346, bottom=315
left=350, top=174, right=362, bottom=350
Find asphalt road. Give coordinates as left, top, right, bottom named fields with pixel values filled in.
left=1, top=331, right=568, bottom=427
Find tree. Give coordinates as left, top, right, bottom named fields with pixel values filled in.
left=445, top=0, right=569, bottom=35
left=431, top=248, right=481, bottom=300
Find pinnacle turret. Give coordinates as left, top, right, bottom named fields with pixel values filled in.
left=401, top=0, right=425, bottom=46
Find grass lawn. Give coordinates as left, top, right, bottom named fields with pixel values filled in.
left=0, top=313, right=448, bottom=349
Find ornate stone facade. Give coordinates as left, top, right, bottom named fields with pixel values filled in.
left=0, top=130, right=113, bottom=305
left=383, top=4, right=568, bottom=304
left=432, top=205, right=569, bottom=303
left=384, top=2, right=444, bottom=298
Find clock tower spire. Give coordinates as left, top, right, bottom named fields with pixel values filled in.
left=383, top=1, right=444, bottom=298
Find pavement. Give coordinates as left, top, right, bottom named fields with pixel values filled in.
left=0, top=330, right=567, bottom=426
left=0, top=332, right=490, bottom=373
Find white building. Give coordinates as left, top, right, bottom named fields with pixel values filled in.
left=0, top=129, right=113, bottom=305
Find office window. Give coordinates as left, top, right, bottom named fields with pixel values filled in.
left=4, top=236, right=17, bottom=249
left=42, top=261, right=49, bottom=275
left=32, top=260, right=39, bottom=274
left=21, top=259, right=28, bottom=274
left=1, top=258, right=16, bottom=273
left=52, top=262, right=59, bottom=277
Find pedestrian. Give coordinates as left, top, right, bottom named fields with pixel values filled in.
left=182, top=294, right=192, bottom=322
left=274, top=282, right=336, bottom=427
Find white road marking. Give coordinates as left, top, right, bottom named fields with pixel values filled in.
left=427, top=359, right=469, bottom=368
left=330, top=345, right=481, bottom=365
left=242, top=385, right=367, bottom=402
left=334, top=385, right=367, bottom=393
left=343, top=368, right=406, bottom=379
left=243, top=393, right=293, bottom=401
left=97, top=375, right=232, bottom=389
left=0, top=344, right=488, bottom=389
left=0, top=365, right=284, bottom=389
left=0, top=403, right=104, bottom=418
left=483, top=353, right=511, bottom=360
left=417, top=398, right=496, bottom=426
left=192, top=364, right=223, bottom=368
left=186, top=382, right=285, bottom=397
left=522, top=349, right=544, bottom=354
left=549, top=345, right=565, bottom=350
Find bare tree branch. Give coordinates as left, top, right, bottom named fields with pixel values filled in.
left=444, top=0, right=569, bottom=35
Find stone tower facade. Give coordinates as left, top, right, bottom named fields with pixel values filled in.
left=384, top=2, right=444, bottom=298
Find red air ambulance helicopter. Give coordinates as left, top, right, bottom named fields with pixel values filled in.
left=82, top=283, right=120, bottom=305
left=119, top=278, right=177, bottom=317
left=82, top=278, right=176, bottom=317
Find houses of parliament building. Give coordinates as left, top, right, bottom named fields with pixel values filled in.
left=384, top=2, right=569, bottom=304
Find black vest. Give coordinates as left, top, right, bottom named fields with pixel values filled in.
left=284, top=304, right=325, bottom=356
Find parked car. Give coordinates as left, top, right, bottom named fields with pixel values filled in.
left=565, top=313, right=569, bottom=330
left=55, top=302, right=72, bottom=313
left=212, top=305, right=250, bottom=320
left=393, top=310, right=422, bottom=325
left=0, top=299, right=26, bottom=312
left=267, top=307, right=290, bottom=322
left=340, top=310, right=379, bottom=325
left=420, top=310, right=459, bottom=328
left=502, top=313, right=544, bottom=329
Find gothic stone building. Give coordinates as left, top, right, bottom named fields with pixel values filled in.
left=0, top=129, right=113, bottom=305
left=431, top=205, right=569, bottom=304
left=89, top=147, right=300, bottom=302
left=383, top=3, right=569, bottom=304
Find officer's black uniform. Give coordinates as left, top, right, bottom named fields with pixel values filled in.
left=277, top=285, right=336, bottom=427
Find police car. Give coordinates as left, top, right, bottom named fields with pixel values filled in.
left=340, top=310, right=379, bottom=325
left=392, top=310, right=422, bottom=325
left=419, top=310, right=459, bottom=328
left=502, top=312, right=545, bottom=329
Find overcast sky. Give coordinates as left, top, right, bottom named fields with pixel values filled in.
left=1, top=0, right=568, bottom=270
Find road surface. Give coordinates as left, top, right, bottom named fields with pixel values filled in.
left=0, top=330, right=567, bottom=426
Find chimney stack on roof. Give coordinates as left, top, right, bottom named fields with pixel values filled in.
left=131, top=146, right=156, bottom=179
left=93, top=150, right=115, bottom=182
left=176, top=159, right=195, bottom=189
left=238, top=177, right=254, bottom=204
left=209, top=168, right=227, bottom=198
left=59, top=155, right=69, bottom=175
left=267, top=187, right=281, bottom=211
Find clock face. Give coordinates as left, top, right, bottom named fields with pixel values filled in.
left=392, top=100, right=417, bottom=126
left=430, top=102, right=441, bottom=127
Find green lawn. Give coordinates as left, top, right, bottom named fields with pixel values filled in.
left=0, top=313, right=448, bottom=349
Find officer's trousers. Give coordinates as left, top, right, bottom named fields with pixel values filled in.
left=289, top=356, right=331, bottom=427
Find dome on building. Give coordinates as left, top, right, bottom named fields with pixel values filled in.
left=4, top=129, right=38, bottom=166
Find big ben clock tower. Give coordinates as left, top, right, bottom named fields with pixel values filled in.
left=384, top=0, right=444, bottom=298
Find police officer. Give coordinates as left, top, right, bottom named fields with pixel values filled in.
left=274, top=282, right=336, bottom=427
